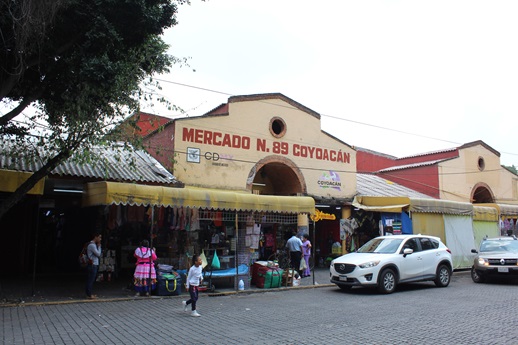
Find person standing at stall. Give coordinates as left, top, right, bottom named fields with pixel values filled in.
left=133, top=240, right=158, bottom=297
left=286, top=231, right=303, bottom=271
left=301, top=234, right=312, bottom=277
left=182, top=254, right=203, bottom=317
left=85, top=233, right=102, bottom=299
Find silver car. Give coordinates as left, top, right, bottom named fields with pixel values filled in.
left=330, top=234, right=453, bottom=294
left=471, top=236, right=518, bottom=283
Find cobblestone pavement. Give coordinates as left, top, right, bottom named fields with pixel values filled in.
left=3, top=270, right=518, bottom=344
left=0, top=268, right=332, bottom=306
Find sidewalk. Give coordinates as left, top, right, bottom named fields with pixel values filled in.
left=0, top=267, right=333, bottom=307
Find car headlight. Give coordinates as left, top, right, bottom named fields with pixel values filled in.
left=359, top=260, right=380, bottom=269
left=477, top=257, right=489, bottom=266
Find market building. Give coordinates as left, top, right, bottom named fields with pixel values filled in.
left=0, top=145, right=182, bottom=276
left=129, top=94, right=358, bottom=281
left=353, top=141, right=518, bottom=268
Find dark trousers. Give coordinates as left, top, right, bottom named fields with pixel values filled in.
left=289, top=251, right=302, bottom=270
left=86, top=264, right=99, bottom=297
left=186, top=285, right=199, bottom=311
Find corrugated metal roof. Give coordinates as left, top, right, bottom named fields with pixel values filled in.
left=0, top=144, right=179, bottom=185
left=377, top=159, right=448, bottom=172
left=357, top=173, right=433, bottom=198
left=396, top=147, right=457, bottom=161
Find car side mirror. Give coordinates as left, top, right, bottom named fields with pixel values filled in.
left=403, top=248, right=413, bottom=257
left=471, top=249, right=478, bottom=254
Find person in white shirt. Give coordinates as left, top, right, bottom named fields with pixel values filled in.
left=182, top=255, right=204, bottom=317
left=285, top=231, right=303, bottom=271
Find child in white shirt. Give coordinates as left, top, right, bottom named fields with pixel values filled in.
left=182, top=255, right=203, bottom=317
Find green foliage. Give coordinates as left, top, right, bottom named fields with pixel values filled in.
left=0, top=0, right=194, bottom=217
left=1, top=0, right=184, bottom=152
left=503, top=165, right=517, bottom=175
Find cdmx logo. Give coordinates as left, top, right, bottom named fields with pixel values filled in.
left=317, top=171, right=341, bottom=191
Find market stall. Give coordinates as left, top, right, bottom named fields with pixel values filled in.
left=82, top=181, right=315, bottom=290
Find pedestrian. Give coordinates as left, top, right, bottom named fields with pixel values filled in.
left=182, top=254, right=203, bottom=317
left=301, top=233, right=312, bottom=277
left=85, top=232, right=102, bottom=299
left=133, top=240, right=158, bottom=297
left=285, top=230, right=303, bottom=271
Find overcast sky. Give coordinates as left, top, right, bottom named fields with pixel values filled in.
left=143, top=0, right=518, bottom=167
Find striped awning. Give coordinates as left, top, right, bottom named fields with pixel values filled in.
left=477, top=203, right=518, bottom=217
left=82, top=181, right=315, bottom=215
left=352, top=196, right=474, bottom=215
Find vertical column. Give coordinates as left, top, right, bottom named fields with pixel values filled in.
left=341, top=207, right=351, bottom=254
left=297, top=213, right=309, bottom=235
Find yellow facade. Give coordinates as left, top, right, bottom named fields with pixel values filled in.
left=438, top=142, right=518, bottom=204
left=171, top=94, right=357, bottom=200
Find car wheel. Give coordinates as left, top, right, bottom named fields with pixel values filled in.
left=471, top=266, right=485, bottom=283
left=338, top=285, right=352, bottom=291
left=434, top=264, right=451, bottom=287
left=377, top=268, right=396, bottom=294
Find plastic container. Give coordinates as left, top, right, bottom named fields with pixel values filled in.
left=238, top=279, right=245, bottom=291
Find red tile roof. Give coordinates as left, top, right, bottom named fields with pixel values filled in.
left=134, top=112, right=171, bottom=137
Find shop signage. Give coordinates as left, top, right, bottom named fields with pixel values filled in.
left=182, top=127, right=351, bottom=164
left=317, top=171, right=341, bottom=191
left=310, top=209, right=337, bottom=222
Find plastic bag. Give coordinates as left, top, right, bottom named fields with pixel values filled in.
left=299, top=257, right=307, bottom=270
left=200, top=250, right=208, bottom=269
left=211, top=250, right=221, bottom=269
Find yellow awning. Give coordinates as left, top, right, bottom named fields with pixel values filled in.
left=0, top=169, right=45, bottom=195
left=83, top=181, right=315, bottom=215
left=473, top=206, right=499, bottom=222
left=352, top=196, right=409, bottom=213
left=477, top=203, right=518, bottom=217
left=409, top=198, right=473, bottom=216
left=352, top=196, right=474, bottom=215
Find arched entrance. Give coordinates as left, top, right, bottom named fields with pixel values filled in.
left=471, top=183, right=495, bottom=203
left=246, top=156, right=306, bottom=196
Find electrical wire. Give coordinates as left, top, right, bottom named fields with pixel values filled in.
left=151, top=78, right=518, bottom=160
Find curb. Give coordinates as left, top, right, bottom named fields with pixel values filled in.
left=0, top=283, right=335, bottom=308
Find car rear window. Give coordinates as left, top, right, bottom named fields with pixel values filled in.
left=420, top=237, right=439, bottom=250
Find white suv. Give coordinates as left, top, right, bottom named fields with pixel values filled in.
left=330, top=234, right=453, bottom=294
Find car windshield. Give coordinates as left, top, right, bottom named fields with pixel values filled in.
left=480, top=239, right=518, bottom=253
left=357, top=238, right=403, bottom=254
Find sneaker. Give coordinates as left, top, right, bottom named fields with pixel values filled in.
left=182, top=301, right=188, bottom=312
left=191, top=310, right=201, bottom=317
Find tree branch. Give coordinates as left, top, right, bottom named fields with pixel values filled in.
left=0, top=149, right=72, bottom=221
left=0, top=95, right=36, bottom=126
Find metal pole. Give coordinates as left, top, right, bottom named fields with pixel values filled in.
left=312, top=219, right=316, bottom=286
left=148, top=206, right=155, bottom=295
left=235, top=211, right=238, bottom=291
left=31, top=196, right=41, bottom=296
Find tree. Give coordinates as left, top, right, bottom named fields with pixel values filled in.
left=0, top=0, right=188, bottom=219
left=503, top=165, right=517, bottom=175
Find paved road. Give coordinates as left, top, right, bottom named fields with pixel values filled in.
left=3, top=271, right=518, bottom=344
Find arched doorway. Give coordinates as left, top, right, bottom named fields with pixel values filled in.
left=245, top=156, right=308, bottom=260
left=246, top=156, right=306, bottom=196
left=471, top=183, right=495, bottom=203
